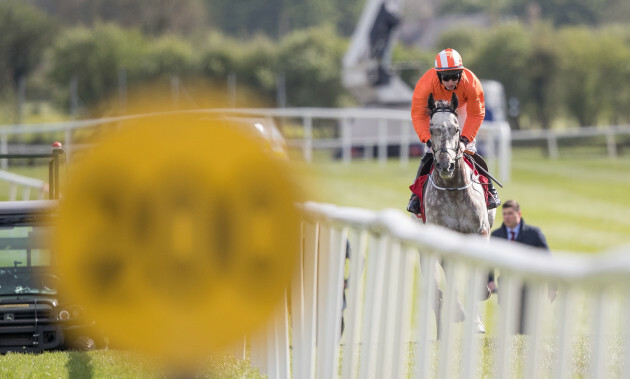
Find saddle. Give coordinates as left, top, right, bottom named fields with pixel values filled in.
left=409, top=154, right=492, bottom=222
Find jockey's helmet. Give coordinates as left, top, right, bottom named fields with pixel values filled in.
left=435, top=48, right=463, bottom=82
left=435, top=48, right=463, bottom=71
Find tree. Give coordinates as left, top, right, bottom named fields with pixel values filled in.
left=47, top=24, right=146, bottom=115
left=205, top=0, right=362, bottom=38
left=465, top=23, right=531, bottom=105
left=277, top=25, right=348, bottom=107
left=558, top=26, right=630, bottom=126
left=0, top=2, right=56, bottom=91
left=31, top=0, right=209, bottom=37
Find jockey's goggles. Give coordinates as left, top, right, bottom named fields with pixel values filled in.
left=439, top=73, right=461, bottom=82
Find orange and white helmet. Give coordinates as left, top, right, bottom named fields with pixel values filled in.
left=434, top=48, right=463, bottom=71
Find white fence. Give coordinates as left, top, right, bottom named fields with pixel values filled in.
left=0, top=170, right=47, bottom=200
left=0, top=108, right=512, bottom=183
left=249, top=202, right=630, bottom=378
left=512, top=125, right=630, bottom=160
left=3, top=109, right=629, bottom=185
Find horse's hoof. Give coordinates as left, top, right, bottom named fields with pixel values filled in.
left=475, top=322, right=486, bottom=334
left=474, top=315, right=486, bottom=334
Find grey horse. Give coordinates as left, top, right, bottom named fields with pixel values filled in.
left=424, top=93, right=495, bottom=233
left=422, top=93, right=495, bottom=335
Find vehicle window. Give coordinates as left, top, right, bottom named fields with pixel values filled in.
left=0, top=226, right=52, bottom=268
left=0, top=225, right=55, bottom=295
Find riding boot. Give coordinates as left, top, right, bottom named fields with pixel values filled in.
left=407, top=193, right=421, bottom=214
left=486, top=181, right=501, bottom=210
left=406, top=152, right=434, bottom=214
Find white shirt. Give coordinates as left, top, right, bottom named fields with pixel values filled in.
left=507, top=227, right=519, bottom=241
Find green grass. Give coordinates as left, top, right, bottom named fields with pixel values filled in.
left=0, top=350, right=264, bottom=378
left=404, top=334, right=624, bottom=378
left=1, top=146, right=628, bottom=376
left=291, top=147, right=630, bottom=253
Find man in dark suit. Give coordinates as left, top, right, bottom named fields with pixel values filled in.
left=489, top=200, right=556, bottom=333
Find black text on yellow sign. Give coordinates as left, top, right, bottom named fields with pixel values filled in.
left=54, top=114, right=301, bottom=367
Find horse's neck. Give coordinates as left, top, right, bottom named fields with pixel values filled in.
left=431, top=157, right=471, bottom=188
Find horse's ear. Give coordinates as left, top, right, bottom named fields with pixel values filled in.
left=450, top=93, right=458, bottom=111
left=428, top=93, right=435, bottom=111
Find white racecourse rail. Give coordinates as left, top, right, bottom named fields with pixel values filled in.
left=249, top=202, right=630, bottom=379
left=0, top=108, right=512, bottom=182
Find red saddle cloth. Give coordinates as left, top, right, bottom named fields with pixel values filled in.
left=409, top=157, right=491, bottom=223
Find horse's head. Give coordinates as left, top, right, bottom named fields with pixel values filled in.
left=427, top=93, right=463, bottom=180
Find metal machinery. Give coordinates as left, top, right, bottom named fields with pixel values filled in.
left=342, top=0, right=413, bottom=106
left=0, top=143, right=102, bottom=353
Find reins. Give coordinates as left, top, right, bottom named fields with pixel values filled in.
left=428, top=171, right=475, bottom=191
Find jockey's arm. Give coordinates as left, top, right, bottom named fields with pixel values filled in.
left=410, top=72, right=434, bottom=143
left=460, top=77, right=486, bottom=142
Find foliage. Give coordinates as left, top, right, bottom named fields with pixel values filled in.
left=0, top=1, right=56, bottom=122
left=557, top=26, right=630, bottom=126
left=432, top=22, right=630, bottom=128
left=5, top=0, right=630, bottom=127
left=205, top=0, right=362, bottom=38
left=47, top=24, right=146, bottom=115
left=276, top=25, right=347, bottom=107
left=135, top=35, right=199, bottom=81
left=0, top=1, right=56, bottom=90
left=30, top=0, right=208, bottom=37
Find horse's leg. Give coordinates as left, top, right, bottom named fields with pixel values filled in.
left=487, top=208, right=496, bottom=230
left=431, top=262, right=443, bottom=340
left=439, top=257, right=467, bottom=322
left=419, top=257, right=444, bottom=340
left=434, top=288, right=442, bottom=340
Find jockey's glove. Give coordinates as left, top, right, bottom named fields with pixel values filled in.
left=426, top=139, right=432, bottom=148
left=459, top=136, right=470, bottom=145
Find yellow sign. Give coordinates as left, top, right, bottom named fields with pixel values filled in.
left=54, top=113, right=300, bottom=367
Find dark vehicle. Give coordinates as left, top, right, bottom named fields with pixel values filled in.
left=0, top=147, right=103, bottom=353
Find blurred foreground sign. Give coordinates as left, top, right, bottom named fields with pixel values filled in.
left=54, top=113, right=300, bottom=368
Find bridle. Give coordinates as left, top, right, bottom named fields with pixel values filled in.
left=429, top=106, right=474, bottom=191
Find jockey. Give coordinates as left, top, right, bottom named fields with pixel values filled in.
left=407, top=48, right=501, bottom=214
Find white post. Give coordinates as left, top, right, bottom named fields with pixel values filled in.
left=303, top=116, right=313, bottom=163
left=414, top=253, right=439, bottom=379
left=1, top=133, right=7, bottom=170
left=461, top=267, right=484, bottom=379
left=65, top=128, right=72, bottom=164
left=342, top=119, right=352, bottom=164
left=589, top=290, right=608, bottom=379
left=9, top=184, right=17, bottom=201
left=499, top=122, right=511, bottom=183
left=22, top=187, right=30, bottom=201
left=552, top=286, right=572, bottom=379
left=378, top=118, right=387, bottom=165
left=546, top=131, right=559, bottom=159
left=341, top=229, right=368, bottom=379
left=523, top=284, right=545, bottom=379
left=606, top=131, right=617, bottom=159
left=294, top=220, right=319, bottom=379
left=315, top=225, right=347, bottom=378
left=358, top=234, right=388, bottom=379
left=400, top=120, right=410, bottom=167
left=493, top=275, right=522, bottom=379
left=437, top=261, right=459, bottom=379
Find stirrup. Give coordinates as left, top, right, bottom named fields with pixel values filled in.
left=407, top=194, right=420, bottom=214
left=487, top=195, right=501, bottom=210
